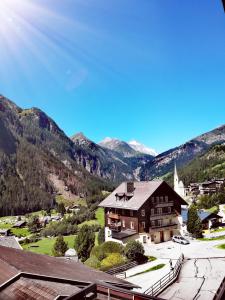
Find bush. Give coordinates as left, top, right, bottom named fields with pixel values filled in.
left=124, top=240, right=145, bottom=262
left=101, top=241, right=124, bottom=256
left=84, top=256, right=101, bottom=269
left=90, top=245, right=106, bottom=261
left=100, top=253, right=126, bottom=271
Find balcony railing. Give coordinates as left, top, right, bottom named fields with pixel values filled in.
left=155, top=201, right=173, bottom=208
left=109, top=222, right=121, bottom=232
left=108, top=212, right=120, bottom=220
left=150, top=213, right=176, bottom=221
left=149, top=223, right=177, bottom=233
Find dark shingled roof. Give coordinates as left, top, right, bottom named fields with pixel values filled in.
left=0, top=246, right=129, bottom=286
left=0, top=246, right=137, bottom=300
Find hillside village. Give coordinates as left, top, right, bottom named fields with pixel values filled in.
left=0, top=0, right=225, bottom=298
left=0, top=97, right=225, bottom=299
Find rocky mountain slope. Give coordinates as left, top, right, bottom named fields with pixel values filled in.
left=72, top=133, right=154, bottom=182
left=139, top=125, right=225, bottom=180
left=0, top=96, right=111, bottom=216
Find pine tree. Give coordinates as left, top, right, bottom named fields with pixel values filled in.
left=75, top=225, right=95, bottom=262
left=187, top=204, right=203, bottom=238
left=57, top=202, right=66, bottom=216
left=98, top=227, right=105, bottom=245
left=52, top=235, right=68, bottom=257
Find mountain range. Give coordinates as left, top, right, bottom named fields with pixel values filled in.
left=0, top=95, right=225, bottom=216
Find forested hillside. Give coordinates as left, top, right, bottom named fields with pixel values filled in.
left=164, top=144, right=225, bottom=186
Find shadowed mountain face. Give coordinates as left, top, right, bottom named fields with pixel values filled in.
left=139, top=125, right=225, bottom=180
left=0, top=96, right=111, bottom=216
left=0, top=95, right=224, bottom=216
left=72, top=133, right=154, bottom=182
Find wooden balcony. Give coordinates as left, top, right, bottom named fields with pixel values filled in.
left=155, top=201, right=173, bottom=208
left=109, top=222, right=121, bottom=232
left=108, top=212, right=120, bottom=220
left=150, top=213, right=176, bottom=221
left=149, top=224, right=178, bottom=233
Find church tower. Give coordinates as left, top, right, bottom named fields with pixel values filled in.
left=174, top=163, right=185, bottom=198
left=174, top=163, right=179, bottom=191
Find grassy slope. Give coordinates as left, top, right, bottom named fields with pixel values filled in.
left=23, top=235, right=76, bottom=255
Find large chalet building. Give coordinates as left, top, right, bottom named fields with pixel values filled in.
left=99, top=180, right=187, bottom=244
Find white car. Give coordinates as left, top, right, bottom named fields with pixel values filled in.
left=172, top=235, right=190, bottom=245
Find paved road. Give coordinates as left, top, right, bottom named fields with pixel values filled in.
left=144, top=239, right=225, bottom=259
left=125, top=239, right=225, bottom=299
left=143, top=240, right=225, bottom=300
left=160, top=258, right=225, bottom=300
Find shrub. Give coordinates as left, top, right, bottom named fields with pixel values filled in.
left=90, top=245, right=106, bottom=261
left=124, top=240, right=145, bottom=262
left=100, top=253, right=126, bottom=271
left=101, top=241, right=124, bottom=256
left=84, top=256, right=101, bottom=269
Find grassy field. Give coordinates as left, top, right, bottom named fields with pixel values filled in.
left=23, top=232, right=99, bottom=255
left=95, top=207, right=104, bottom=227
left=129, top=264, right=165, bottom=278
left=198, top=235, right=225, bottom=241
left=216, top=243, right=225, bottom=250
left=23, top=235, right=76, bottom=255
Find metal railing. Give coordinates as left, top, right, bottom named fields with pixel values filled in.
left=144, top=254, right=184, bottom=297
left=106, top=261, right=138, bottom=276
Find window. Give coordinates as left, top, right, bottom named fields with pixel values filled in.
left=151, top=220, right=155, bottom=227
left=107, top=218, right=111, bottom=225
left=168, top=206, right=171, bottom=214
left=141, top=209, right=145, bottom=217
left=157, top=207, right=162, bottom=215
left=130, top=210, right=133, bottom=217
left=156, top=196, right=159, bottom=203
left=160, top=196, right=164, bottom=203
left=157, top=219, right=162, bottom=227
left=151, top=208, right=155, bottom=216
left=122, top=220, right=125, bottom=228
left=165, top=196, right=169, bottom=202
left=141, top=221, right=145, bottom=229
left=130, top=221, right=134, bottom=229
left=151, top=196, right=155, bottom=203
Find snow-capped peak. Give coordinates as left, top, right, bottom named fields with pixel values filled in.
left=128, top=140, right=158, bottom=156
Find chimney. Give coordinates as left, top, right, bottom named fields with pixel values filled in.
left=127, top=182, right=134, bottom=193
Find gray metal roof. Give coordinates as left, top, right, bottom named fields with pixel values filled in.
left=99, top=180, right=164, bottom=210
left=0, top=236, right=22, bottom=250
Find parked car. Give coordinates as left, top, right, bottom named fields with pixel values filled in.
left=172, top=235, right=190, bottom=245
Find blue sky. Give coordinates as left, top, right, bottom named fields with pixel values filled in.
left=0, top=0, right=225, bottom=153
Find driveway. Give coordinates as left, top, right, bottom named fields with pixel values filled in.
left=144, top=239, right=225, bottom=259
left=124, top=239, right=225, bottom=298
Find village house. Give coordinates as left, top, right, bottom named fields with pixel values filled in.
left=99, top=180, right=187, bottom=244
left=181, top=208, right=223, bottom=230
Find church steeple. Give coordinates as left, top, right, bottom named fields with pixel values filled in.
left=174, top=163, right=179, bottom=190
